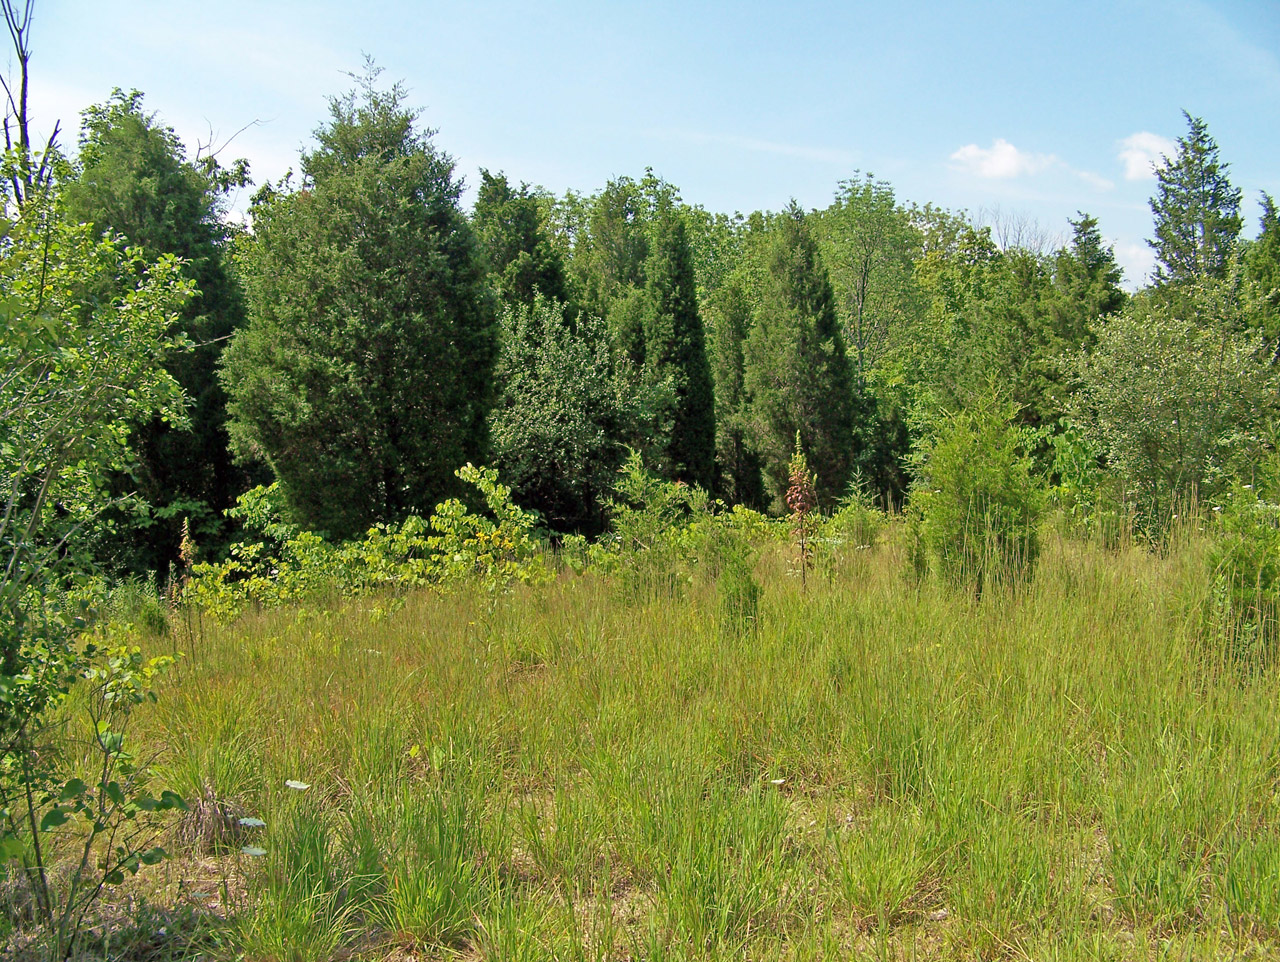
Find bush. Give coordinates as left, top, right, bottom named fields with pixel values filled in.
left=1047, top=422, right=1133, bottom=548
left=819, top=489, right=883, bottom=555
left=1206, top=476, right=1280, bottom=664
left=1071, top=280, right=1280, bottom=532
left=187, top=465, right=549, bottom=620
left=907, top=393, right=1045, bottom=590
left=578, top=453, right=779, bottom=605
left=595, top=452, right=712, bottom=600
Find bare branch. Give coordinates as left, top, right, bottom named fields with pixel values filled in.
left=195, top=117, right=261, bottom=162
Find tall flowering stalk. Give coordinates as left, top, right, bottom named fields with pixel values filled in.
left=787, top=432, right=818, bottom=591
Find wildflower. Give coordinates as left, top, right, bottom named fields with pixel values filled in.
left=786, top=432, right=818, bottom=590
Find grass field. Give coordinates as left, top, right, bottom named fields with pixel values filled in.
left=13, top=524, right=1280, bottom=960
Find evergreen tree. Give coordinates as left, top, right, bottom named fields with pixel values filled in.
left=1149, top=112, right=1242, bottom=285
left=570, top=175, right=650, bottom=325
left=1245, top=193, right=1280, bottom=319
left=1052, top=213, right=1126, bottom=339
left=62, top=89, right=251, bottom=572
left=707, top=277, right=764, bottom=507
left=222, top=67, right=496, bottom=539
left=472, top=169, right=569, bottom=310
left=744, top=202, right=855, bottom=510
left=643, top=205, right=716, bottom=489
left=490, top=296, right=665, bottom=534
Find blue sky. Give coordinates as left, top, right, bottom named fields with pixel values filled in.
left=28, top=0, right=1280, bottom=286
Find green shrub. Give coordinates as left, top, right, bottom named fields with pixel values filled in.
left=1047, top=422, right=1136, bottom=548
left=907, top=393, right=1045, bottom=590
left=818, top=488, right=884, bottom=573
left=1071, top=283, right=1280, bottom=532
left=187, top=465, right=549, bottom=620
left=591, top=453, right=782, bottom=605
left=1206, top=476, right=1280, bottom=663
left=598, top=452, right=712, bottom=601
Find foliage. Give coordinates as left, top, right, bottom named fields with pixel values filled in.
left=908, top=392, right=1045, bottom=589
left=706, top=277, right=766, bottom=508
left=914, top=231, right=1074, bottom=429
left=744, top=202, right=856, bottom=510
left=819, top=488, right=883, bottom=555
left=1149, top=112, right=1242, bottom=285
left=222, top=66, right=496, bottom=540
left=1051, top=212, right=1127, bottom=338
left=1205, top=471, right=1280, bottom=664
left=1047, top=421, right=1119, bottom=540
left=814, top=172, right=924, bottom=383
left=1071, top=277, right=1280, bottom=528
left=551, top=172, right=727, bottom=487
left=583, top=452, right=778, bottom=601
left=1, top=182, right=191, bottom=750
left=490, top=295, right=666, bottom=535
left=595, top=452, right=712, bottom=599
left=0, top=639, right=185, bottom=959
left=187, top=465, right=549, bottom=620
left=643, top=203, right=717, bottom=489
left=563, top=171, right=671, bottom=325
left=472, top=169, right=569, bottom=310
left=1244, top=192, right=1280, bottom=332
left=62, top=88, right=252, bottom=572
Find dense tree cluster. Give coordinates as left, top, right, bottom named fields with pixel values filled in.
left=12, top=69, right=1280, bottom=570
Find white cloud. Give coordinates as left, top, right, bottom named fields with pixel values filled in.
left=950, top=138, right=1055, bottom=179
left=1113, top=241, right=1155, bottom=291
left=1118, top=132, right=1177, bottom=181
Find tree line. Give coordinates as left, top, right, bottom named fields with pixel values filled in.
left=19, top=69, right=1280, bottom=576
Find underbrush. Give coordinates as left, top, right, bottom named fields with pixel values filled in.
left=7, top=519, right=1280, bottom=960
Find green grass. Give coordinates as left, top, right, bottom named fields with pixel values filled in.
left=20, top=523, right=1280, bottom=959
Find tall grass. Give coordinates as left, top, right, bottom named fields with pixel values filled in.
left=37, top=521, right=1280, bottom=959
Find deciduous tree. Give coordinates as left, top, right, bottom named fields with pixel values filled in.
left=815, top=173, right=923, bottom=383
left=1072, top=283, right=1278, bottom=523
left=2, top=184, right=191, bottom=743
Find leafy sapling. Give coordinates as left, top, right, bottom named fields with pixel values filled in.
left=3, top=642, right=185, bottom=958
